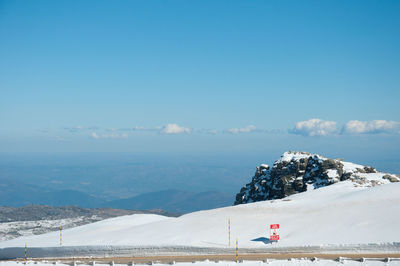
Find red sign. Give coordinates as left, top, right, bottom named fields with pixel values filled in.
left=270, top=224, right=280, bottom=241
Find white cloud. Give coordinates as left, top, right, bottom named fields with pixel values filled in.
left=290, top=119, right=338, bottom=136
left=160, top=124, right=191, bottom=134
left=91, top=132, right=128, bottom=139
left=342, top=120, right=400, bottom=134
left=91, top=132, right=100, bottom=139
left=132, top=126, right=159, bottom=131
left=225, top=125, right=257, bottom=134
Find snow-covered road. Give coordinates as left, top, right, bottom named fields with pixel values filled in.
left=1, top=258, right=400, bottom=266
left=1, top=244, right=400, bottom=260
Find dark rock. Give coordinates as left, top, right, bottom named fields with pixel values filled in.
left=234, top=151, right=386, bottom=205
left=356, top=168, right=366, bottom=173
left=383, top=174, right=399, bottom=183
left=364, top=166, right=377, bottom=173
left=340, top=172, right=352, bottom=181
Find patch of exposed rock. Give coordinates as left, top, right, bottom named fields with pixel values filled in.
left=234, top=151, right=399, bottom=205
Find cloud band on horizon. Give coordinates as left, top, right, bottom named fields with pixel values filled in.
left=290, top=119, right=400, bottom=136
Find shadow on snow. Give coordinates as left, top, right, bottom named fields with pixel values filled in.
left=251, top=237, right=273, bottom=244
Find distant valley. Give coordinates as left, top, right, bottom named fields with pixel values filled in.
left=0, top=205, right=175, bottom=241
left=0, top=177, right=233, bottom=213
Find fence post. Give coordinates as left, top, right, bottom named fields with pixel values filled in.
left=228, top=219, right=231, bottom=247
left=24, top=243, right=27, bottom=264
left=235, top=238, right=238, bottom=262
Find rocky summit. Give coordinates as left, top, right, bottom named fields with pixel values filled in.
left=234, top=151, right=399, bottom=205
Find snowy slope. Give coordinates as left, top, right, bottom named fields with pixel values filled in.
left=0, top=216, right=100, bottom=242
left=1, top=181, right=400, bottom=249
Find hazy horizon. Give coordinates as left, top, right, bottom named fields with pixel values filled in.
left=1, top=150, right=399, bottom=198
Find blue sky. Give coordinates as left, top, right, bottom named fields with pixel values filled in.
left=1, top=0, right=399, bottom=160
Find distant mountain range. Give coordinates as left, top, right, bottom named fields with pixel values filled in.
left=0, top=178, right=104, bottom=208
left=104, top=190, right=233, bottom=213
left=0, top=177, right=233, bottom=213
left=0, top=205, right=175, bottom=223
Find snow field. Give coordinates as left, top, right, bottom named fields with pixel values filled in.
left=1, top=181, right=400, bottom=250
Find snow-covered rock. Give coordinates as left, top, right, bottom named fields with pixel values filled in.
left=235, top=151, right=399, bottom=205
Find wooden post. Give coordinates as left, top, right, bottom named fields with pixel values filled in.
left=235, top=238, right=238, bottom=262
left=228, top=218, right=231, bottom=247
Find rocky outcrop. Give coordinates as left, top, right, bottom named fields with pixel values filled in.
left=234, top=151, right=398, bottom=205
left=383, top=174, right=400, bottom=183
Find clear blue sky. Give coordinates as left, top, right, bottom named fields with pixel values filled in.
left=1, top=0, right=399, bottom=160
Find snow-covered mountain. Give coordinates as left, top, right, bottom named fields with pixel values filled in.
left=1, top=180, right=400, bottom=251
left=235, top=151, right=399, bottom=205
